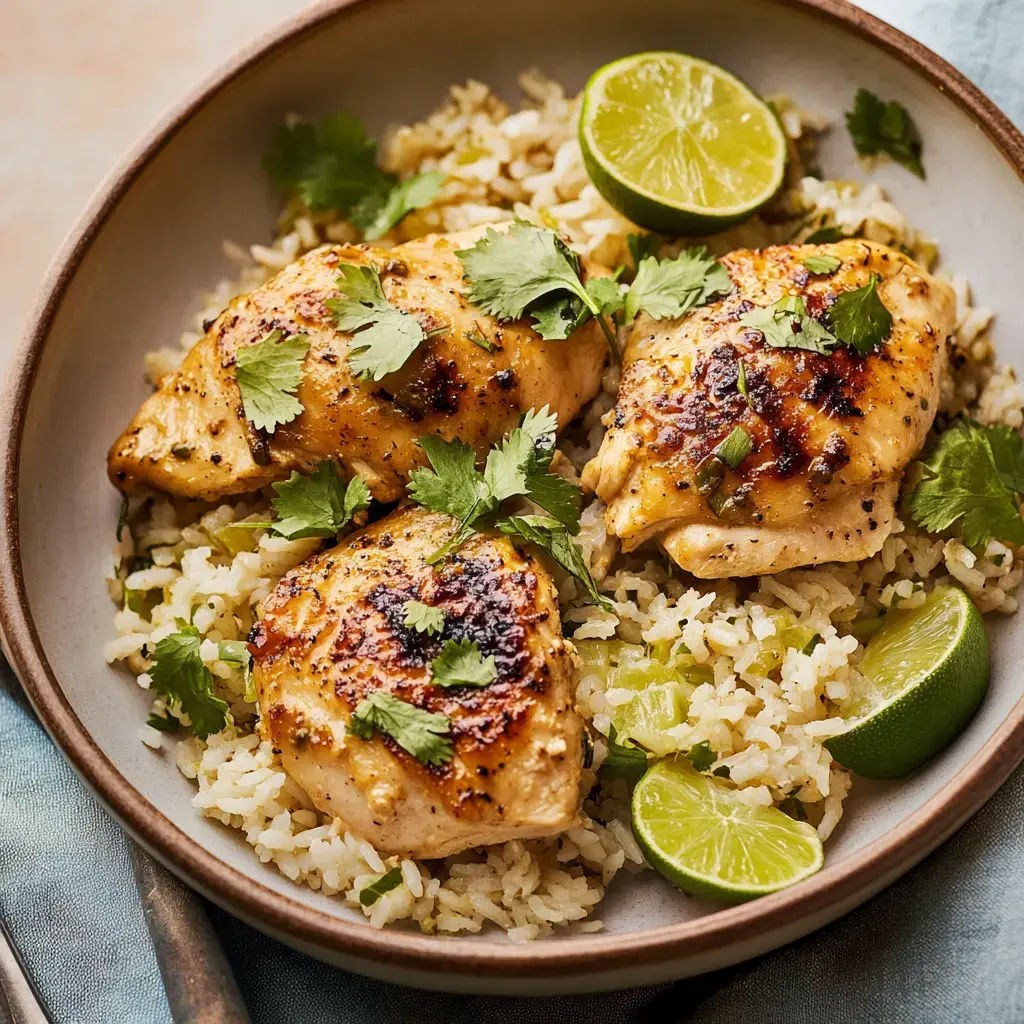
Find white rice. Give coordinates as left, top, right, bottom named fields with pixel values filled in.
left=106, top=73, right=1024, bottom=937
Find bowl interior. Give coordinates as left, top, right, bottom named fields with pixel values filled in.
left=10, top=0, right=1024, bottom=966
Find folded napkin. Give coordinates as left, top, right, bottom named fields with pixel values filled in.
left=3, top=2, right=1024, bottom=1022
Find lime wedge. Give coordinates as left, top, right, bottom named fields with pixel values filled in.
left=632, top=759, right=823, bottom=902
left=579, top=51, right=787, bottom=234
left=826, top=586, right=990, bottom=778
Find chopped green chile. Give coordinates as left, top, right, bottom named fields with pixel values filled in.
left=713, top=427, right=754, bottom=470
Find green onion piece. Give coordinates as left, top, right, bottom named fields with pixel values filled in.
left=713, top=427, right=754, bottom=470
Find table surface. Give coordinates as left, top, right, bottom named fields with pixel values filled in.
left=3, top=2, right=1024, bottom=1022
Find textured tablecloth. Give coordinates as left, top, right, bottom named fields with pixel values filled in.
left=2, top=2, right=1024, bottom=1021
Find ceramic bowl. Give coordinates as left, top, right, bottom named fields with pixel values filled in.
left=3, top=0, right=1023, bottom=995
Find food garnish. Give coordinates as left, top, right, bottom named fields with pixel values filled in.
left=403, top=600, right=445, bottom=636
left=739, top=295, right=836, bottom=354
left=234, top=330, right=310, bottom=433
left=217, top=640, right=255, bottom=702
left=846, top=88, right=925, bottom=178
left=686, top=740, right=716, bottom=773
left=713, top=427, right=754, bottom=471
left=264, top=112, right=442, bottom=235
left=349, top=691, right=452, bottom=765
left=326, top=264, right=427, bottom=380
left=624, top=247, right=733, bottom=321
left=804, top=226, right=846, bottom=244
left=825, top=273, right=892, bottom=355
left=907, top=419, right=1024, bottom=547
left=358, top=867, right=404, bottom=907
left=431, top=639, right=497, bottom=688
left=802, top=255, right=841, bottom=275
left=148, top=625, right=229, bottom=740
left=598, top=724, right=649, bottom=784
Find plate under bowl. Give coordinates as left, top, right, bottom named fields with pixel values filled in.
left=2, top=0, right=1024, bottom=995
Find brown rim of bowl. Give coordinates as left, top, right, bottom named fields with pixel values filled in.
left=2, top=0, right=1023, bottom=982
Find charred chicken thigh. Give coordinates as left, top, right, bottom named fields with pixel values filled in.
left=109, top=226, right=608, bottom=503
left=250, top=505, right=584, bottom=859
left=583, top=240, right=955, bottom=577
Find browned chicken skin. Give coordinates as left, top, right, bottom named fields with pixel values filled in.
left=109, top=226, right=608, bottom=503
left=583, top=240, right=955, bottom=577
left=250, top=506, right=583, bottom=859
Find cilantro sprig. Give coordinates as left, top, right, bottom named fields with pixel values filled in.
left=403, top=600, right=445, bottom=636
left=825, top=274, right=893, bottom=356
left=907, top=419, right=1024, bottom=548
left=846, top=88, right=925, bottom=178
left=624, top=247, right=733, bottom=321
left=234, top=330, right=310, bottom=433
left=431, top=639, right=497, bottom=688
left=349, top=691, right=452, bottom=765
left=739, top=295, right=837, bottom=354
left=407, top=407, right=606, bottom=604
left=264, top=113, right=443, bottom=235
left=326, top=264, right=427, bottom=380
left=149, top=625, right=229, bottom=740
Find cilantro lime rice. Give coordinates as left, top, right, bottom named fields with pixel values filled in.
left=104, top=72, right=1022, bottom=939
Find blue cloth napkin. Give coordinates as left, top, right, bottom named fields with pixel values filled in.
left=4, top=3, right=1024, bottom=1021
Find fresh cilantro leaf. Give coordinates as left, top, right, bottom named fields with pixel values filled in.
left=269, top=462, right=370, bottom=539
left=117, top=493, right=130, bottom=543
left=350, top=691, right=452, bottom=765
left=263, top=113, right=391, bottom=212
left=431, top=639, right=497, bottom=688
left=804, top=226, right=846, bottom=244
left=403, top=600, right=445, bottom=636
left=408, top=435, right=489, bottom=553
left=526, top=294, right=590, bottom=341
left=149, top=626, right=229, bottom=740
left=326, top=264, right=426, bottom=380
left=358, top=867, right=404, bottom=907
left=846, top=88, right=925, bottom=178
left=497, top=515, right=608, bottom=608
left=585, top=276, right=625, bottom=319
left=826, top=274, right=892, bottom=355
left=739, top=295, right=838, bottom=354
left=350, top=170, right=446, bottom=241
left=598, top=724, right=648, bottom=784
left=234, top=330, right=310, bottom=433
left=687, top=740, right=716, bottom=773
left=627, top=232, right=662, bottom=270
left=625, top=248, right=733, bottom=321
left=907, top=419, right=1024, bottom=547
left=984, top=424, right=1024, bottom=494
left=146, top=712, right=180, bottom=733
left=803, top=255, right=842, bottom=276
left=713, top=427, right=754, bottom=470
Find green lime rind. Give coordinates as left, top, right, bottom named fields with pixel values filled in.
left=631, top=759, right=823, bottom=903
left=825, top=586, right=990, bottom=779
left=579, top=51, right=788, bottom=235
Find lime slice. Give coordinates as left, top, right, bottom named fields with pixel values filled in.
left=579, top=51, right=787, bottom=234
left=632, top=759, right=823, bottom=902
left=826, top=586, right=990, bottom=779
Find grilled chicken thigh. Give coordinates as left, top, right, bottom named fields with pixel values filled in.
left=109, top=226, right=608, bottom=503
left=583, top=241, right=955, bottom=577
left=250, top=505, right=583, bottom=859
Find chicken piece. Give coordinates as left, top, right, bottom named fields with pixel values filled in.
left=250, top=505, right=583, bottom=859
left=109, top=226, right=608, bottom=502
left=583, top=241, right=954, bottom=578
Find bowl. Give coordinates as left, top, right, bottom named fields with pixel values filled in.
left=2, top=0, right=1023, bottom=995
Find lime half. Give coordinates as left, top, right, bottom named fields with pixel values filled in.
left=826, top=586, right=989, bottom=779
left=632, top=759, right=823, bottom=902
left=579, top=52, right=787, bottom=234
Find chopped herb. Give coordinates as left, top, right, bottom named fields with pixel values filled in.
left=599, top=725, right=648, bottom=784
left=349, top=691, right=452, bottom=765
left=825, top=274, right=892, bottom=355
left=687, top=740, right=717, bottom=773
left=802, top=255, right=842, bottom=276
left=712, top=765, right=731, bottom=779
left=801, top=633, right=823, bottom=655
left=116, top=493, right=130, bottom=542
left=148, top=625, right=229, bottom=740
left=326, top=264, right=426, bottom=380
left=739, top=294, right=838, bottom=354
left=713, top=427, right=754, bottom=471
left=350, top=170, right=445, bottom=241
left=736, top=360, right=751, bottom=406
left=234, top=330, right=310, bottom=433
left=804, top=226, right=845, bottom=244
left=358, top=867, right=404, bottom=907
left=981, top=423, right=1024, bottom=494
left=907, top=419, right=1024, bottom=547
left=431, top=639, right=497, bottom=688
left=779, top=795, right=809, bottom=821
left=171, top=443, right=193, bottom=460
left=403, top=600, right=445, bottom=637
left=624, top=248, right=733, bottom=321
left=585, top=275, right=626, bottom=319
left=146, top=712, right=180, bottom=733
left=456, top=222, right=618, bottom=353
left=846, top=88, right=925, bottom=178
left=218, top=639, right=256, bottom=705
left=466, top=326, right=497, bottom=352
left=268, top=462, right=371, bottom=539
